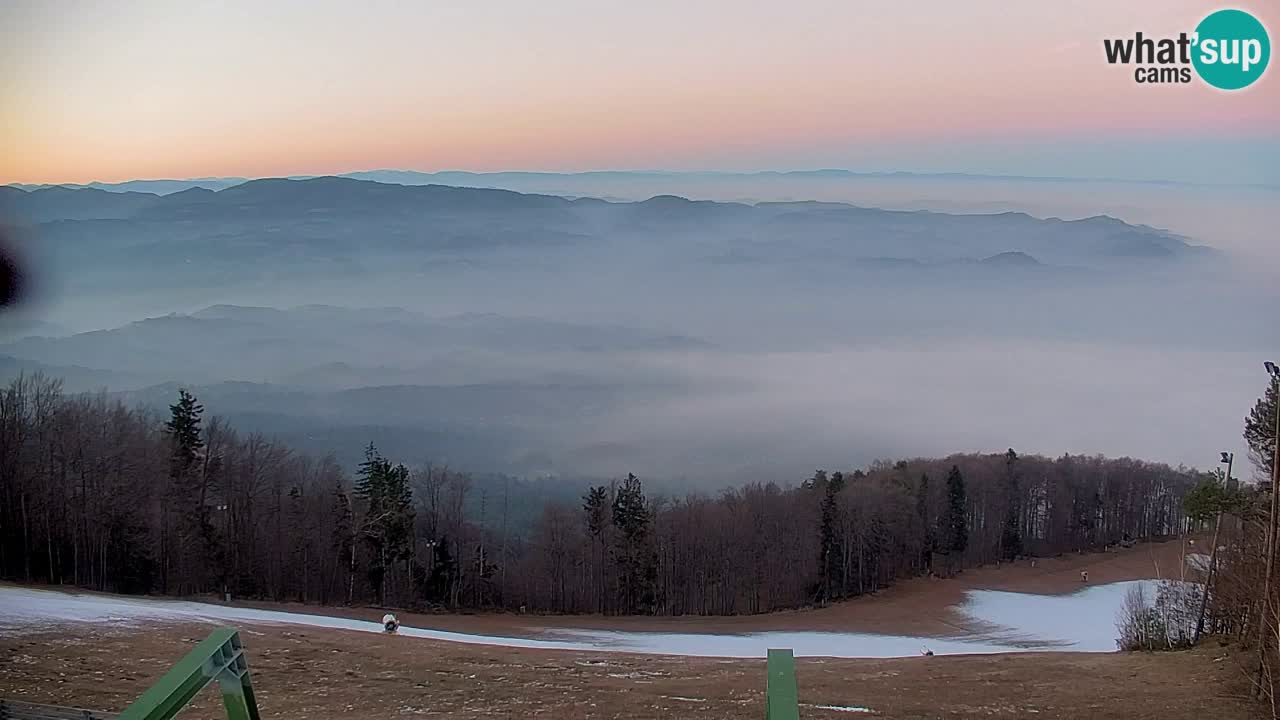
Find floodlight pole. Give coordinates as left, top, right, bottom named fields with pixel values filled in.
left=1194, top=452, right=1231, bottom=643
left=1256, top=362, right=1280, bottom=697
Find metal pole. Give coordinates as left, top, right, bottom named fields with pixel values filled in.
left=1269, top=373, right=1280, bottom=687
left=1195, top=453, right=1230, bottom=643
left=1256, top=367, right=1280, bottom=698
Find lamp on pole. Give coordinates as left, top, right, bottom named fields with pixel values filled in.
left=216, top=503, right=230, bottom=602
left=1194, top=452, right=1232, bottom=643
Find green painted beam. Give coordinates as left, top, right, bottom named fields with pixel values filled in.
left=766, top=648, right=800, bottom=720
left=118, top=627, right=260, bottom=720
left=119, top=627, right=804, bottom=720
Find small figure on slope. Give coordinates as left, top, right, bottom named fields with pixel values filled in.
left=382, top=613, right=400, bottom=634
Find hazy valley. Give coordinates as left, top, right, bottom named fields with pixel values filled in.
left=1, top=175, right=1275, bottom=479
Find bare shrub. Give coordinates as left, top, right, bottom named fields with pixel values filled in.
left=1117, top=580, right=1199, bottom=651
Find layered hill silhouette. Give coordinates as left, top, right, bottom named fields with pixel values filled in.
left=2, top=177, right=1210, bottom=274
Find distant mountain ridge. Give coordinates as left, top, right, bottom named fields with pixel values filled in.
left=0, top=303, right=714, bottom=390
left=0, top=176, right=1218, bottom=311
left=10, top=168, right=1277, bottom=195
left=2, top=175, right=1199, bottom=226
left=8, top=177, right=247, bottom=194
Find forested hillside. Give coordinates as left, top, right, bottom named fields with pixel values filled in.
left=0, top=373, right=1201, bottom=616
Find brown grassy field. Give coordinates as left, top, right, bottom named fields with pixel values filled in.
left=0, top=624, right=1253, bottom=719
left=1, top=538, right=1252, bottom=719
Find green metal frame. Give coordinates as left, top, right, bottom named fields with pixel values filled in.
left=766, top=648, right=800, bottom=720
left=102, top=627, right=791, bottom=720
left=118, top=627, right=260, bottom=720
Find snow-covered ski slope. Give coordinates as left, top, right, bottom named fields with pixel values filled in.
left=0, top=580, right=1163, bottom=658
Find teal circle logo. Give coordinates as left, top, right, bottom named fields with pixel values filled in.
left=1192, top=9, right=1270, bottom=90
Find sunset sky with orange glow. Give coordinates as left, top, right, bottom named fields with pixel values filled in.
left=2, top=0, right=1277, bottom=185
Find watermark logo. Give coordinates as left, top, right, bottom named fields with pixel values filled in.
left=1103, top=8, right=1270, bottom=89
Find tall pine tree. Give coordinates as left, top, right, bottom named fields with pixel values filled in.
left=1001, top=449, right=1023, bottom=560
left=354, top=443, right=414, bottom=605
left=1245, top=378, right=1278, bottom=481
left=165, top=389, right=204, bottom=477
left=945, top=465, right=968, bottom=558
left=611, top=473, right=654, bottom=614
left=162, top=389, right=204, bottom=592
left=583, top=485, right=610, bottom=613
left=818, top=470, right=847, bottom=603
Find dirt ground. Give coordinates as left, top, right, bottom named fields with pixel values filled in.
left=2, top=538, right=1246, bottom=719
left=0, top=623, right=1254, bottom=719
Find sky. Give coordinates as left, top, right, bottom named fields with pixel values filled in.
left=1, top=0, right=1278, bottom=185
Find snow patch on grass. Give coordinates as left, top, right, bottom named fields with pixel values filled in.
left=0, top=583, right=1156, bottom=658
